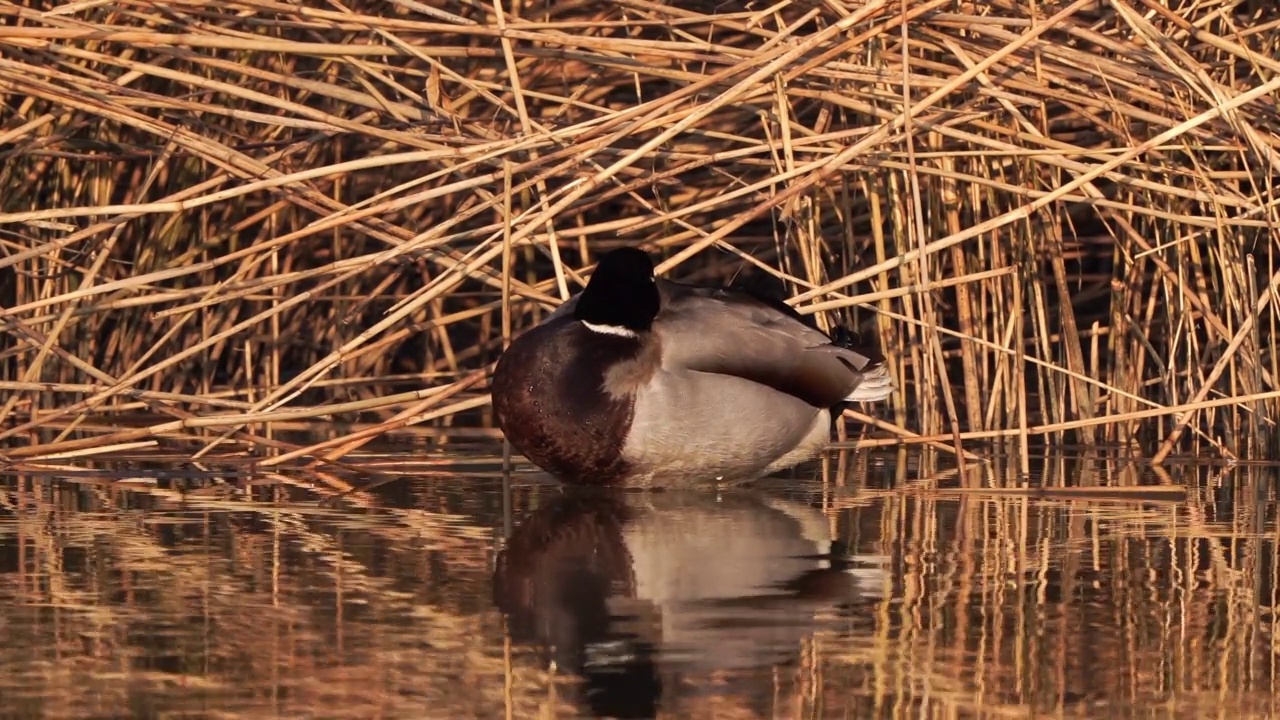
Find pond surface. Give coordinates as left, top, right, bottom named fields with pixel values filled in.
left=1, top=446, right=1278, bottom=719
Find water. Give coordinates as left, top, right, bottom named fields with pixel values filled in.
left=1, top=448, right=1278, bottom=719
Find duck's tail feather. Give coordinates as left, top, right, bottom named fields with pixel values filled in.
left=845, top=362, right=895, bottom=402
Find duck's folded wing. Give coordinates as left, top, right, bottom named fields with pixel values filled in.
left=654, top=281, right=886, bottom=408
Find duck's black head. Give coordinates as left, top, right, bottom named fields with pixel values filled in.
left=574, top=247, right=660, bottom=336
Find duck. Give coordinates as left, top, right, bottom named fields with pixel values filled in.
left=490, top=247, right=894, bottom=488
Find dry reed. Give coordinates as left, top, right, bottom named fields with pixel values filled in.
left=2, top=0, right=1280, bottom=471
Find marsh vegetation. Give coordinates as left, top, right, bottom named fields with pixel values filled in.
left=4, top=1, right=1280, bottom=715
left=3, top=0, right=1279, bottom=471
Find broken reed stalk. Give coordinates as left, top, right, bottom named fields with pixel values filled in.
left=1, top=0, right=1279, bottom=472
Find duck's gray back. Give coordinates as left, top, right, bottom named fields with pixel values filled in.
left=652, top=280, right=877, bottom=408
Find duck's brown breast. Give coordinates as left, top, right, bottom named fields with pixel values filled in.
left=491, top=318, right=641, bottom=485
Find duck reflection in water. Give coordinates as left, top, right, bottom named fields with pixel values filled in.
left=493, top=489, right=890, bottom=719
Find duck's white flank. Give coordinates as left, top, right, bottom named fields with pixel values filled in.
left=581, top=320, right=639, bottom=338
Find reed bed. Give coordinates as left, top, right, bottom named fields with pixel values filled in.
left=2, top=0, right=1280, bottom=468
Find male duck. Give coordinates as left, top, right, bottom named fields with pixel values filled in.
left=491, top=247, right=894, bottom=488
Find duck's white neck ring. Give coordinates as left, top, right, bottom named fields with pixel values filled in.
left=580, top=320, right=640, bottom=338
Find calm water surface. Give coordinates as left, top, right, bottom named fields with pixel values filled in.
left=1, top=447, right=1278, bottom=719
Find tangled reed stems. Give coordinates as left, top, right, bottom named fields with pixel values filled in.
left=2, top=0, right=1279, bottom=471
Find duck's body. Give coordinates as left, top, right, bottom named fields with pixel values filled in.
left=491, top=248, right=893, bottom=488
